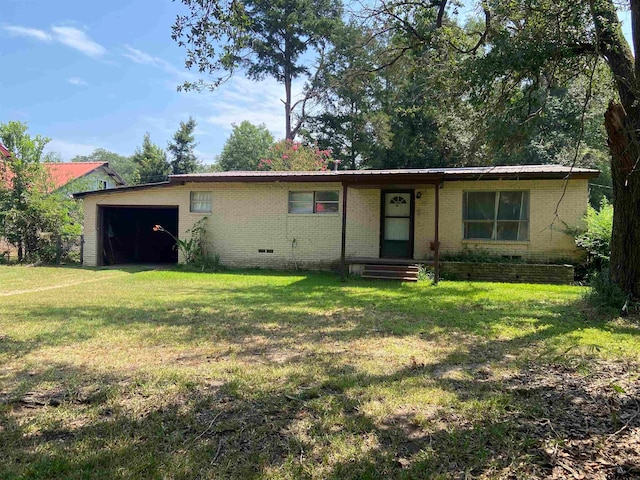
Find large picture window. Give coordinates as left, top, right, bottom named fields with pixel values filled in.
left=190, top=191, right=212, bottom=213
left=289, top=191, right=339, bottom=214
left=463, top=191, right=529, bottom=241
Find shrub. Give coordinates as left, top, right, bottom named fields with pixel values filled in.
left=258, top=140, right=332, bottom=171
left=586, top=268, right=629, bottom=311
left=153, top=217, right=223, bottom=271
left=575, top=199, right=613, bottom=270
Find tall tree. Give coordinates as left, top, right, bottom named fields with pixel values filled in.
left=365, top=0, right=638, bottom=297
left=304, top=23, right=392, bottom=169
left=132, top=134, right=170, bottom=184
left=217, top=121, right=274, bottom=171
left=71, top=148, right=139, bottom=185
left=172, top=0, right=343, bottom=139
left=168, top=117, right=201, bottom=175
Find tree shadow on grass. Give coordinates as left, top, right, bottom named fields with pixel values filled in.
left=1, top=271, right=639, bottom=478
left=1, top=355, right=638, bottom=479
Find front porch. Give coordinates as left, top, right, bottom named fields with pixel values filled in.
left=340, top=180, right=442, bottom=282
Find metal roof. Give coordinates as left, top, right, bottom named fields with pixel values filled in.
left=73, top=164, right=599, bottom=198
left=170, top=165, right=598, bottom=183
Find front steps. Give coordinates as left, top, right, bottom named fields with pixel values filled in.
left=361, top=264, right=420, bottom=282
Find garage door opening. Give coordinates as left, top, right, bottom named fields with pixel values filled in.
left=100, top=206, right=179, bottom=265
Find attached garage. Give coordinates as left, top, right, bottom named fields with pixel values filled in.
left=98, top=206, right=178, bottom=266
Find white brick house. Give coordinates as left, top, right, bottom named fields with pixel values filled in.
left=74, top=165, right=598, bottom=276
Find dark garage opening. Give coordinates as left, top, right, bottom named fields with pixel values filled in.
left=100, top=206, right=179, bottom=265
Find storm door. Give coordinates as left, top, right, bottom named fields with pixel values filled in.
left=380, top=191, right=414, bottom=258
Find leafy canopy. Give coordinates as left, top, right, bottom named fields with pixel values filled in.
left=217, top=121, right=274, bottom=171
left=0, top=121, right=81, bottom=263
left=168, top=117, right=201, bottom=175
left=258, top=140, right=332, bottom=171
left=132, top=134, right=170, bottom=184
left=172, top=0, right=343, bottom=138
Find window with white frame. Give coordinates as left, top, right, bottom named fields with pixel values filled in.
left=288, top=191, right=339, bottom=214
left=190, top=191, right=212, bottom=213
left=463, top=191, right=529, bottom=241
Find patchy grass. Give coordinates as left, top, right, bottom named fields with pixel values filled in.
left=0, top=266, right=638, bottom=479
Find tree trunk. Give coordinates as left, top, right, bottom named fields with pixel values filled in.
left=604, top=102, right=640, bottom=297
left=284, top=38, right=293, bottom=140
left=590, top=0, right=640, bottom=297
left=284, top=73, right=292, bottom=140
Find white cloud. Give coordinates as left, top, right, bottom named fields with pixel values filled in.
left=68, top=77, right=88, bottom=86
left=122, top=45, right=160, bottom=66
left=122, top=44, right=194, bottom=81
left=51, top=26, right=106, bottom=58
left=2, top=25, right=52, bottom=42
left=46, top=139, right=99, bottom=160
left=3, top=24, right=106, bottom=58
left=202, top=77, right=306, bottom=140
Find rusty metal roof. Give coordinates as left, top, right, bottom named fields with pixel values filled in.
left=73, top=164, right=599, bottom=198
left=169, top=165, right=598, bottom=183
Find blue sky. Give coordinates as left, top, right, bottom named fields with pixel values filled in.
left=0, top=1, right=633, bottom=164
left=0, top=0, right=302, bottom=163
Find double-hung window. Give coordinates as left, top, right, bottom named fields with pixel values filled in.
left=463, top=191, right=529, bottom=241
left=289, top=191, right=339, bottom=213
left=190, top=191, right=212, bottom=213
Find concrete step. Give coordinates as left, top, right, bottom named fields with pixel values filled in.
left=361, top=264, right=420, bottom=282
left=364, top=264, right=420, bottom=272
left=361, top=274, right=418, bottom=282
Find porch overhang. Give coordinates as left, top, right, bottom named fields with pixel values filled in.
left=169, top=165, right=599, bottom=187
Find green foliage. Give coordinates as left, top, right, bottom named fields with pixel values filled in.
left=258, top=140, right=332, bottom=171
left=71, top=148, right=139, bottom=185
left=575, top=199, right=613, bottom=268
left=585, top=151, right=612, bottom=208
left=217, top=121, right=274, bottom=171
left=441, top=250, right=526, bottom=264
left=417, top=265, right=434, bottom=282
left=172, top=0, right=343, bottom=138
left=154, top=217, right=222, bottom=271
left=305, top=1, right=614, bottom=171
left=0, top=121, right=81, bottom=263
left=168, top=117, right=201, bottom=175
left=132, top=133, right=170, bottom=184
left=304, top=23, right=392, bottom=169
left=586, top=268, right=628, bottom=310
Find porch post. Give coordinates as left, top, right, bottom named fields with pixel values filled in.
left=434, top=181, right=441, bottom=284
left=340, top=182, right=348, bottom=282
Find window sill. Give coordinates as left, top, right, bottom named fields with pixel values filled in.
left=287, top=213, right=340, bottom=217
left=461, top=239, right=529, bottom=245
left=189, top=211, right=211, bottom=215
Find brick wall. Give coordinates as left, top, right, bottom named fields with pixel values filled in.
left=84, top=182, right=354, bottom=268
left=345, top=189, right=379, bottom=258
left=81, top=177, right=590, bottom=268
left=441, top=261, right=575, bottom=284
left=415, top=179, right=588, bottom=262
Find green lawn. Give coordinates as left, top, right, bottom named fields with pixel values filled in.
left=0, top=266, right=638, bottom=479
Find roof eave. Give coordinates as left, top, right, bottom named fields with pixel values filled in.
left=72, top=181, right=170, bottom=198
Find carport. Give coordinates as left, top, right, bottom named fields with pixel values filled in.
left=98, top=206, right=178, bottom=266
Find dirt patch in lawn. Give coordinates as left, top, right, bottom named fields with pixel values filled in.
left=509, top=361, right=640, bottom=479
left=396, top=360, right=640, bottom=479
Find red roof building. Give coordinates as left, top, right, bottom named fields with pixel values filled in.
left=0, top=143, right=11, bottom=159
left=44, top=162, right=125, bottom=191
left=1, top=145, right=126, bottom=192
